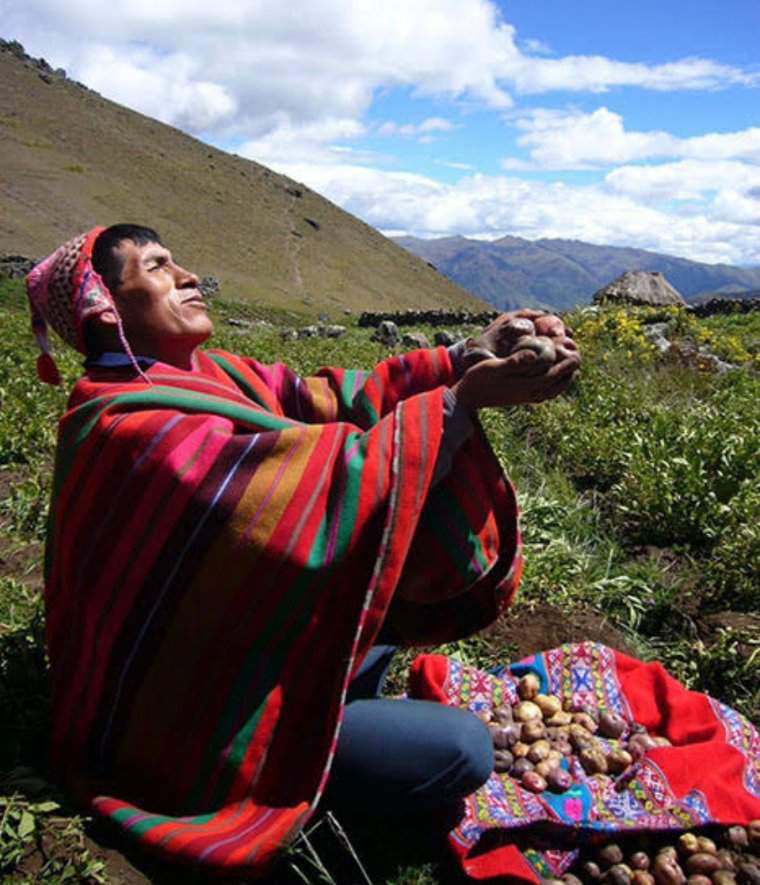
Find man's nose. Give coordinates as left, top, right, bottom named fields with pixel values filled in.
left=174, top=263, right=200, bottom=289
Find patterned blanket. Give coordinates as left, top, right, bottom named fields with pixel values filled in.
left=410, top=643, right=760, bottom=883
left=44, top=346, right=521, bottom=878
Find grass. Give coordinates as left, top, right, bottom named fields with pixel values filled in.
left=1, top=281, right=759, bottom=882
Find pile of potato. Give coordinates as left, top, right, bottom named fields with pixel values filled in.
left=483, top=672, right=670, bottom=795
left=548, top=822, right=760, bottom=885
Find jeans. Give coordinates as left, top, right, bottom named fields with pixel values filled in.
left=324, top=647, right=493, bottom=814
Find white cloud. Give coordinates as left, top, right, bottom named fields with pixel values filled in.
left=510, top=56, right=758, bottom=95
left=376, top=117, right=457, bottom=140
left=507, top=107, right=760, bottom=170
left=5, top=0, right=757, bottom=146
left=238, top=118, right=369, bottom=166
left=265, top=160, right=760, bottom=264
left=606, top=160, right=760, bottom=203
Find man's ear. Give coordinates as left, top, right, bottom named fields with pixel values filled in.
left=98, top=309, right=120, bottom=327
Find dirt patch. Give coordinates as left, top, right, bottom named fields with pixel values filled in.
left=485, top=603, right=636, bottom=661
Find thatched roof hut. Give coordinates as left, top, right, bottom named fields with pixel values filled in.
left=592, top=271, right=686, bottom=307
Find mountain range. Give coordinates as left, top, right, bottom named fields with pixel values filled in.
left=394, top=235, right=760, bottom=311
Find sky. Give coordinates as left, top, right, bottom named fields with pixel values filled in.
left=3, top=0, right=760, bottom=266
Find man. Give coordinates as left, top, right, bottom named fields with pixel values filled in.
left=27, top=224, right=579, bottom=878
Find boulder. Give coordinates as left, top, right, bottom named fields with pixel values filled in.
left=321, top=325, right=346, bottom=338
left=592, top=271, right=686, bottom=307
left=401, top=332, right=431, bottom=349
left=433, top=330, right=457, bottom=347
left=371, top=320, right=401, bottom=346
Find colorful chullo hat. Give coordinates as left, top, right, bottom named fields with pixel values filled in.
left=26, top=227, right=145, bottom=384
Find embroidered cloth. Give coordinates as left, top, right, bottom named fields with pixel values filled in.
left=409, top=642, right=760, bottom=883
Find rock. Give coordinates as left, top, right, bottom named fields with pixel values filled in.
left=225, top=317, right=251, bottom=329
left=371, top=320, right=401, bottom=346
left=280, top=328, right=298, bottom=340
left=199, top=275, right=220, bottom=299
left=593, top=271, right=686, bottom=308
left=643, top=322, right=672, bottom=355
left=434, top=330, right=457, bottom=346
left=0, top=255, right=36, bottom=279
left=321, top=325, right=346, bottom=339
left=297, top=325, right=319, bottom=338
left=401, top=332, right=431, bottom=349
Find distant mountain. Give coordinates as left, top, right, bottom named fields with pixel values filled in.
left=0, top=39, right=484, bottom=316
left=393, top=235, right=760, bottom=311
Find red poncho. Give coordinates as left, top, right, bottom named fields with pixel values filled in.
left=44, top=346, right=522, bottom=878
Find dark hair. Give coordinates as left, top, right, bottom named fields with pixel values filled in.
left=92, top=224, right=162, bottom=295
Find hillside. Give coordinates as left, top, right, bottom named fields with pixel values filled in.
left=394, top=234, right=760, bottom=311
left=0, top=40, right=484, bottom=317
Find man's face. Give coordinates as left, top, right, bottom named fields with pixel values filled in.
left=108, top=239, right=213, bottom=366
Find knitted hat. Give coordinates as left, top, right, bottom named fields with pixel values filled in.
left=26, top=227, right=146, bottom=384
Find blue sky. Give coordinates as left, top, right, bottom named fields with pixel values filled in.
left=3, top=0, right=759, bottom=265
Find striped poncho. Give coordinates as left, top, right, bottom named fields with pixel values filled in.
left=44, top=345, right=522, bottom=878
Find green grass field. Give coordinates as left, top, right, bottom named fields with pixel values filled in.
left=1, top=278, right=759, bottom=883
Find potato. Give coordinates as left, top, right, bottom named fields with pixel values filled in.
left=654, top=854, right=687, bottom=885
left=727, top=827, right=749, bottom=850
left=514, top=700, right=543, bottom=722
left=535, top=693, right=563, bottom=718
left=513, top=334, right=556, bottom=364
left=737, top=863, right=760, bottom=885
left=573, top=712, right=599, bottom=734
left=607, top=749, right=634, bottom=774
left=606, top=865, right=633, bottom=885
left=513, top=741, right=530, bottom=758
left=630, top=853, right=651, bottom=871
left=632, top=873, right=656, bottom=885
left=598, top=845, right=625, bottom=867
left=711, top=872, right=737, bottom=885
left=511, top=757, right=534, bottom=778
left=492, top=704, right=513, bottom=725
left=598, top=711, right=627, bottom=739
left=527, top=739, right=552, bottom=763
left=518, top=673, right=541, bottom=700
left=685, top=855, right=722, bottom=877
left=679, top=835, right=701, bottom=856
left=546, top=767, right=573, bottom=793
left=548, top=711, right=574, bottom=727
left=493, top=749, right=514, bottom=773
left=522, top=719, right=547, bottom=743
left=534, top=314, right=566, bottom=338
left=521, top=770, right=547, bottom=793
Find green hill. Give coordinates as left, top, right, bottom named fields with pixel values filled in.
left=0, top=40, right=484, bottom=317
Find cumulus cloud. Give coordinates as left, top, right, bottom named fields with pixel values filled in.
left=5, top=0, right=757, bottom=143
left=507, top=108, right=760, bottom=170
left=376, top=118, right=457, bottom=140
left=268, top=160, right=760, bottom=264
left=606, top=160, right=760, bottom=202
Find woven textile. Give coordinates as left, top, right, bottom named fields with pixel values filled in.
left=45, top=346, right=521, bottom=878
left=409, top=643, right=760, bottom=883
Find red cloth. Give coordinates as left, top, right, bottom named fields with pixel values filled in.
left=409, top=643, right=760, bottom=883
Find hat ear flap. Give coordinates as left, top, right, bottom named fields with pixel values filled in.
left=37, top=352, right=62, bottom=385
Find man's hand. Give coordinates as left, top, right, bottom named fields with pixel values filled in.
left=469, top=310, right=575, bottom=358
left=453, top=337, right=581, bottom=410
